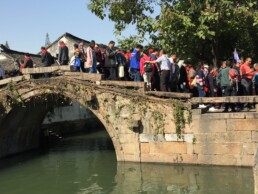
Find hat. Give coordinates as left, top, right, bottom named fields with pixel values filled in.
left=149, top=48, right=154, bottom=53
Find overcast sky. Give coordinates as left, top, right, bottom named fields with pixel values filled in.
left=0, top=0, right=137, bottom=53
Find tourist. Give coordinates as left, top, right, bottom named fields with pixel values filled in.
left=149, top=48, right=160, bottom=91
left=252, top=63, right=258, bottom=95
left=19, top=60, right=25, bottom=74
left=94, top=44, right=105, bottom=74
left=130, top=44, right=143, bottom=82
left=0, top=65, right=5, bottom=80
left=116, top=49, right=126, bottom=80
left=178, top=61, right=189, bottom=93
left=240, top=57, right=254, bottom=110
left=79, top=41, right=87, bottom=72
left=41, top=47, right=53, bottom=77
left=148, top=49, right=171, bottom=92
left=24, top=53, right=33, bottom=68
left=70, top=51, right=81, bottom=72
left=140, top=50, right=152, bottom=90
left=85, top=40, right=97, bottom=73
left=207, top=66, right=218, bottom=111
left=58, top=41, right=69, bottom=65
left=124, top=49, right=132, bottom=81
left=41, top=47, right=53, bottom=67
left=188, top=64, right=197, bottom=96
left=217, top=61, right=236, bottom=112
left=196, top=62, right=207, bottom=108
left=105, top=41, right=117, bottom=80
left=169, top=54, right=178, bottom=92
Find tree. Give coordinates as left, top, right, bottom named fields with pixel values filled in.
left=45, top=33, right=51, bottom=47
left=5, top=41, right=10, bottom=49
left=88, top=0, right=258, bottom=65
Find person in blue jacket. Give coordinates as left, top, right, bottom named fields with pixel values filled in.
left=130, top=44, right=143, bottom=82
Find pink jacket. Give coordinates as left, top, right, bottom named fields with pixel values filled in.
left=85, top=47, right=93, bottom=68
left=140, top=55, right=152, bottom=75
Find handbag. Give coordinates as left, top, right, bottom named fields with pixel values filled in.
left=191, top=76, right=197, bottom=87
left=144, top=62, right=152, bottom=73
left=118, top=65, right=125, bottom=78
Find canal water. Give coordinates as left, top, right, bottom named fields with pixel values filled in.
left=0, top=130, right=254, bottom=194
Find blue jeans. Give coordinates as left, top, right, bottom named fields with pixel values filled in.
left=89, top=61, right=97, bottom=73
left=197, top=85, right=206, bottom=97
left=133, top=68, right=141, bottom=82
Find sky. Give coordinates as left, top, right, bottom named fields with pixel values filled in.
left=0, top=0, right=137, bottom=54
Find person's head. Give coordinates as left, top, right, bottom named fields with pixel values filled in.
left=136, top=44, right=143, bottom=51
left=254, top=63, right=258, bottom=71
left=25, top=53, right=30, bottom=58
left=245, top=57, right=252, bottom=66
left=183, top=61, right=189, bottom=67
left=142, top=50, right=149, bottom=56
left=80, top=41, right=85, bottom=47
left=154, top=49, right=159, bottom=57
left=170, top=54, right=176, bottom=60
left=221, top=60, right=227, bottom=68
left=90, top=40, right=95, bottom=48
left=41, top=46, right=46, bottom=51
left=160, top=49, right=167, bottom=55
left=201, top=62, right=208, bottom=69
left=59, top=41, right=64, bottom=45
left=208, top=65, right=214, bottom=73
left=20, top=59, right=24, bottom=64
left=74, top=43, right=79, bottom=50
left=109, top=41, right=115, bottom=49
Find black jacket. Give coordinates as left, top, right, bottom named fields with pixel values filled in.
left=58, top=46, right=69, bottom=64
left=41, top=52, right=52, bottom=67
left=105, top=47, right=117, bottom=68
left=24, top=59, right=33, bottom=68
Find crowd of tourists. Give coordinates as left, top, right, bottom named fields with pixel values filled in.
left=7, top=40, right=258, bottom=112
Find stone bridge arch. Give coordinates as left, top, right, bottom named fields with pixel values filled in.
left=0, top=77, right=192, bottom=164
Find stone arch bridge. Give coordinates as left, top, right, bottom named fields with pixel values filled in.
left=1, top=67, right=258, bottom=167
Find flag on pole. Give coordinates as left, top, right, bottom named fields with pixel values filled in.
left=234, top=48, right=240, bottom=63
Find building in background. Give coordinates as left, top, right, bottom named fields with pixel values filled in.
left=0, top=44, right=42, bottom=77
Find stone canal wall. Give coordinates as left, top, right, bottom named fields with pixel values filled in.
left=129, top=111, right=258, bottom=166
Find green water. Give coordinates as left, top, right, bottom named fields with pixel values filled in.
left=0, top=130, right=254, bottom=194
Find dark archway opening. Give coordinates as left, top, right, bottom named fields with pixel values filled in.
left=0, top=94, right=118, bottom=193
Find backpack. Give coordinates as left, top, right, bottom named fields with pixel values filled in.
left=229, top=68, right=238, bottom=86
left=74, top=57, right=81, bottom=67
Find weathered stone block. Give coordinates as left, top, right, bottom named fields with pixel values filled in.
left=140, top=143, right=150, bottom=154
left=227, top=119, right=258, bottom=131
left=140, top=134, right=155, bottom=143
left=205, top=131, right=252, bottom=143
left=197, top=154, right=238, bottom=166
left=165, top=134, right=194, bottom=143
left=119, top=133, right=139, bottom=144
left=252, top=131, right=258, bottom=142
left=199, top=119, right=227, bottom=133
left=164, top=121, right=176, bottom=134
left=122, top=143, right=139, bottom=155
left=245, top=113, right=258, bottom=119
left=162, top=142, right=187, bottom=154
left=194, top=143, right=243, bottom=155
left=242, top=143, right=254, bottom=155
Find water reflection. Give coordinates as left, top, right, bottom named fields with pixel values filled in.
left=0, top=131, right=254, bottom=194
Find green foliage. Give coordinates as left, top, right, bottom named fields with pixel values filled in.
left=152, top=111, right=164, bottom=135
left=7, top=82, right=25, bottom=107
left=172, top=100, right=185, bottom=138
left=88, top=0, right=258, bottom=64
